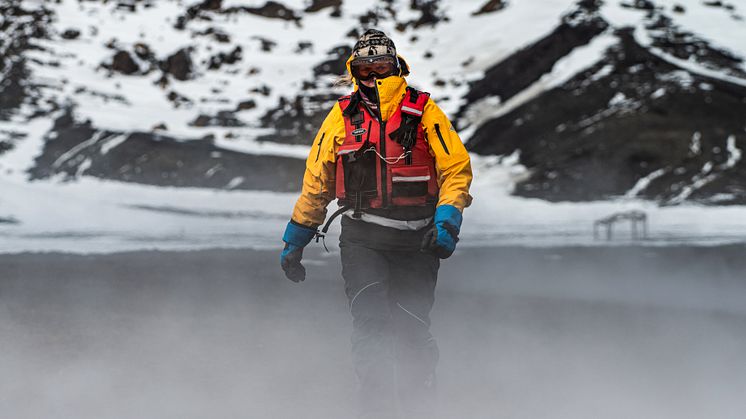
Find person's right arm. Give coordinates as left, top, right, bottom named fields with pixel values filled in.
left=290, top=102, right=346, bottom=228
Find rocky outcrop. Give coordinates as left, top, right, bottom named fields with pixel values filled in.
left=0, top=2, right=52, bottom=120
left=257, top=94, right=339, bottom=145
left=460, top=0, right=608, bottom=110
left=313, top=45, right=352, bottom=77
left=29, top=109, right=304, bottom=192
left=467, top=26, right=746, bottom=204
left=160, top=48, right=194, bottom=81
left=472, top=0, right=508, bottom=16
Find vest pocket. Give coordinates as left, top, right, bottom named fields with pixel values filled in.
left=338, top=142, right=377, bottom=203
left=391, top=165, right=430, bottom=206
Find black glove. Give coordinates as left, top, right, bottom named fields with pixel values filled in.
left=281, top=243, right=306, bottom=282
left=420, top=205, right=462, bottom=259
left=420, top=223, right=459, bottom=259
left=280, top=221, right=317, bottom=283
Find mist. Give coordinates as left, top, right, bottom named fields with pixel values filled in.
left=2, top=246, right=745, bottom=419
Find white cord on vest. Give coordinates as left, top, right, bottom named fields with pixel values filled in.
left=364, top=147, right=411, bottom=164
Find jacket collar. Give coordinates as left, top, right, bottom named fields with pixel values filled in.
left=354, top=76, right=407, bottom=121
left=346, top=54, right=411, bottom=121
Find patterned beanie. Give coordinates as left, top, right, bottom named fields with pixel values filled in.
left=352, top=29, right=396, bottom=59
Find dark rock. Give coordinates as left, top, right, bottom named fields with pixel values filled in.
left=359, top=10, right=380, bottom=25
left=185, top=0, right=222, bottom=20
left=472, top=0, right=507, bottom=16
left=166, top=90, right=192, bottom=108
left=160, top=48, right=193, bottom=81
left=30, top=125, right=304, bottom=191
left=296, top=41, right=313, bottom=53
left=253, top=37, right=277, bottom=52
left=201, top=0, right=222, bottom=10
left=257, top=93, right=339, bottom=144
left=250, top=85, right=272, bottom=96
left=110, top=50, right=140, bottom=74
left=61, top=28, right=81, bottom=40
left=703, top=1, right=723, bottom=7
left=305, top=0, right=342, bottom=12
left=620, top=0, right=655, bottom=11
left=190, top=115, right=211, bottom=127
left=397, top=0, right=449, bottom=29
left=195, top=27, right=231, bottom=43
left=236, top=100, right=257, bottom=111
left=644, top=12, right=745, bottom=79
left=0, top=4, right=58, bottom=120
left=313, top=45, right=352, bottom=76
left=672, top=4, right=685, bottom=13
left=189, top=111, right=245, bottom=127
left=0, top=141, right=12, bottom=154
left=226, top=1, right=300, bottom=23
left=207, top=46, right=242, bottom=70
left=152, top=123, right=168, bottom=131
left=423, top=51, right=433, bottom=59
left=174, top=15, right=187, bottom=30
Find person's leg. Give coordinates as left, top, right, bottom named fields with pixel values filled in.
left=386, top=250, right=440, bottom=415
left=341, top=242, right=397, bottom=418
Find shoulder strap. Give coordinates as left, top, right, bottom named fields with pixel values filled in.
left=390, top=88, right=431, bottom=162
left=400, top=87, right=430, bottom=118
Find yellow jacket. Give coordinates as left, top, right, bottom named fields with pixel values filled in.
left=291, top=55, right=473, bottom=228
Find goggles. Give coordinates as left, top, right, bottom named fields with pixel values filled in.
left=350, top=55, right=399, bottom=81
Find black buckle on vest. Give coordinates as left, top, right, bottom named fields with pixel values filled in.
left=407, top=86, right=420, bottom=104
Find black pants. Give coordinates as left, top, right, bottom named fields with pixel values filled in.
left=339, top=216, right=440, bottom=418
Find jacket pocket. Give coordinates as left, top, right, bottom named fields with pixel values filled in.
left=391, top=165, right=430, bottom=206
left=434, top=123, right=450, bottom=156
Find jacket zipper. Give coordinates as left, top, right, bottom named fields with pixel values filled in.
left=314, top=132, right=325, bottom=162
left=373, top=82, right=388, bottom=208
left=434, top=123, right=450, bottom=155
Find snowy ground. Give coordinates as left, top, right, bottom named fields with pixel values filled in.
left=4, top=154, right=746, bottom=254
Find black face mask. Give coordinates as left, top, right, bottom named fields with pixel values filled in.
left=358, top=82, right=376, bottom=99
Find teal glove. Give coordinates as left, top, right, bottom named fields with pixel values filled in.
left=281, top=221, right=317, bottom=282
left=421, top=205, right=462, bottom=259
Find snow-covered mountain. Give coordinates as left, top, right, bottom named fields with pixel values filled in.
left=3, top=0, right=744, bottom=201
left=2, top=0, right=746, bottom=252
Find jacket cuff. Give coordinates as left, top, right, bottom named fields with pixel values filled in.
left=283, top=220, right=317, bottom=248
left=434, top=204, right=463, bottom=233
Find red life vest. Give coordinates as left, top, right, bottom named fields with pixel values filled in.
left=335, top=87, right=439, bottom=214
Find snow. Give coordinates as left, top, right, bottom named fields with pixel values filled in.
left=624, top=168, right=667, bottom=199
left=462, top=31, right=618, bottom=136
left=5, top=156, right=746, bottom=254
left=600, top=0, right=746, bottom=87
left=4, top=0, right=746, bottom=254
left=669, top=135, right=742, bottom=204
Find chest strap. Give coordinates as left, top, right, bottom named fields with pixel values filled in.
left=390, top=87, right=430, bottom=165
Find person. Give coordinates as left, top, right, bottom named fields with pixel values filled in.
left=280, top=29, right=473, bottom=418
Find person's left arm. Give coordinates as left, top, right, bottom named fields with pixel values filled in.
left=420, top=98, right=473, bottom=258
